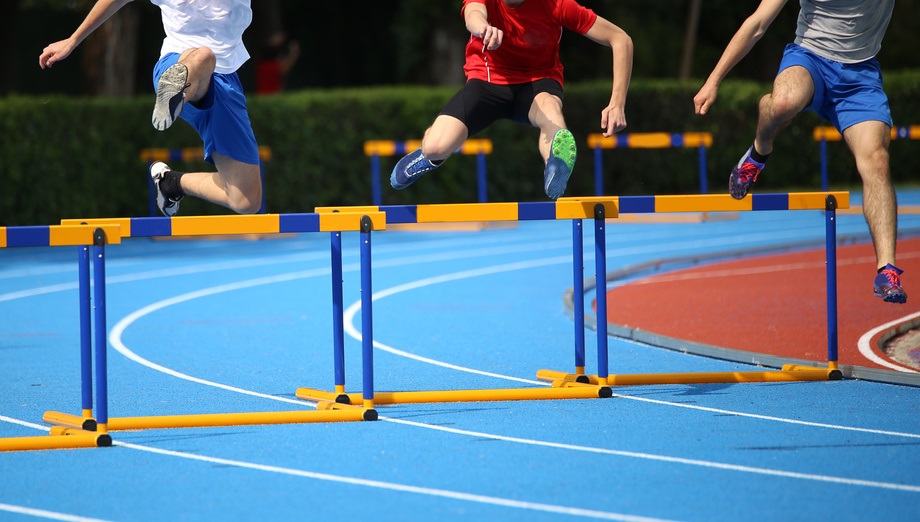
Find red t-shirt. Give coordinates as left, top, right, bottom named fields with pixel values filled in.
left=461, top=0, right=597, bottom=87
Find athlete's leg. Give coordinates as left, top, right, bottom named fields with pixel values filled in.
left=528, top=92, right=567, bottom=162
left=177, top=153, right=262, bottom=214
left=753, top=65, right=815, bottom=155
left=842, top=120, right=897, bottom=270
left=176, top=47, right=217, bottom=104
left=420, top=115, right=469, bottom=162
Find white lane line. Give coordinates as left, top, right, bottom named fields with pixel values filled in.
left=111, top=441, right=677, bottom=522
left=0, top=503, right=112, bottom=522
left=857, top=311, right=920, bottom=373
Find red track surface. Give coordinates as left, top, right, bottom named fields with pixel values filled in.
left=605, top=237, right=920, bottom=372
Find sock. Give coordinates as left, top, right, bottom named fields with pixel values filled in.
left=160, top=170, right=186, bottom=200
left=749, top=144, right=770, bottom=164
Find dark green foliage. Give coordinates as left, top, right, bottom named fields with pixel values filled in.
left=4, top=71, right=920, bottom=225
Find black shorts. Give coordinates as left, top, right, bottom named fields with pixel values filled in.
left=439, top=78, right=564, bottom=136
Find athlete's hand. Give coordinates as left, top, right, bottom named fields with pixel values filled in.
left=600, top=105, right=627, bottom=137
left=40, top=39, right=76, bottom=69
left=693, top=82, right=718, bottom=115
left=480, top=25, right=503, bottom=51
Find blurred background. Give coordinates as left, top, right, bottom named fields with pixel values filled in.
left=3, top=0, right=919, bottom=224
left=10, top=0, right=920, bottom=95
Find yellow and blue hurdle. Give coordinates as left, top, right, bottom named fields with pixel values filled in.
left=814, top=126, right=919, bottom=191
left=364, top=139, right=493, bottom=206
left=0, top=212, right=383, bottom=452
left=588, top=132, right=713, bottom=196
left=0, top=190, right=849, bottom=450
left=299, top=191, right=847, bottom=407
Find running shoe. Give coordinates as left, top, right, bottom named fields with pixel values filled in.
left=729, top=146, right=765, bottom=200
left=874, top=263, right=907, bottom=304
left=152, top=63, right=190, bottom=131
left=149, top=161, right=182, bottom=217
left=390, top=149, right=439, bottom=190
left=544, top=129, right=576, bottom=200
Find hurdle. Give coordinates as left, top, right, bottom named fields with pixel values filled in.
left=296, top=191, right=846, bottom=407
left=588, top=132, right=713, bottom=196
left=140, top=146, right=273, bottom=215
left=814, top=126, right=920, bottom=191
left=0, top=224, right=122, bottom=451
left=0, top=211, right=383, bottom=451
left=365, top=139, right=493, bottom=206
left=538, top=191, right=846, bottom=387
left=296, top=200, right=620, bottom=405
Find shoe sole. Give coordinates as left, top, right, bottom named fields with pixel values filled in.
left=878, top=290, right=907, bottom=304
left=544, top=157, right=572, bottom=200
left=550, top=129, right=577, bottom=172
left=728, top=169, right=750, bottom=200
left=152, top=63, right=189, bottom=131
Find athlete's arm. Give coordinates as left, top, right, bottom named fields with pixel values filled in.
left=694, top=0, right=788, bottom=115
left=39, top=0, right=133, bottom=69
left=584, top=15, right=633, bottom=136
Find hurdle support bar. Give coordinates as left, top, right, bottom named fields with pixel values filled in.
left=536, top=364, right=842, bottom=386
left=588, top=132, right=712, bottom=196
left=364, top=139, right=492, bottom=206
left=297, top=385, right=613, bottom=406
left=0, top=432, right=111, bottom=453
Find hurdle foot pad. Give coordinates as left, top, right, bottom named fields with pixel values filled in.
left=363, top=409, right=378, bottom=421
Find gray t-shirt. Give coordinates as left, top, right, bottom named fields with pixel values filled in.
left=794, top=0, right=895, bottom=64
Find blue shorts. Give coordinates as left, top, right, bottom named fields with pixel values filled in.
left=153, top=53, right=260, bottom=166
left=778, top=43, right=892, bottom=132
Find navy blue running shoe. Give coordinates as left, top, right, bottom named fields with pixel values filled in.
left=874, top=263, right=907, bottom=303
left=390, top=149, right=439, bottom=190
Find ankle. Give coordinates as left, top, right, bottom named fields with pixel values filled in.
left=160, top=170, right=186, bottom=200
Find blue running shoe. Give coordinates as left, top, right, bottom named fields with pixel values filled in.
left=729, top=146, right=765, bottom=200
left=544, top=129, right=576, bottom=200
left=390, top=149, right=439, bottom=190
left=874, top=263, right=907, bottom=303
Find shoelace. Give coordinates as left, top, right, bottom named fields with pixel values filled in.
left=737, top=161, right=761, bottom=184
left=881, top=269, right=902, bottom=288
left=405, top=155, right=428, bottom=178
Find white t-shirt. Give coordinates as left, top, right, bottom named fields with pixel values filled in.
left=149, top=0, right=252, bottom=74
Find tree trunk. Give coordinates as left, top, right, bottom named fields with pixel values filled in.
left=81, top=5, right=139, bottom=97
left=679, top=0, right=703, bottom=79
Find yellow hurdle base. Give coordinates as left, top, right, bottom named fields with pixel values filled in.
left=0, top=431, right=111, bottom=452
left=536, top=364, right=842, bottom=386
left=43, top=408, right=376, bottom=432
left=296, top=384, right=613, bottom=405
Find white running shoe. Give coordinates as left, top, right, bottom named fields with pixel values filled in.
left=149, top=161, right=182, bottom=217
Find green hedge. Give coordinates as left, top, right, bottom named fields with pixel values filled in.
left=3, top=71, right=920, bottom=225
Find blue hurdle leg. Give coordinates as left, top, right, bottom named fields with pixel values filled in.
left=593, top=205, right=609, bottom=384
left=825, top=195, right=839, bottom=365
left=92, top=229, right=109, bottom=433
left=330, top=231, right=347, bottom=401
left=371, top=154, right=382, bottom=207
left=79, top=246, right=93, bottom=419
left=572, top=220, right=586, bottom=375
left=359, top=217, right=377, bottom=417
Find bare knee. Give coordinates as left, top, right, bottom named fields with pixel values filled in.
left=228, top=186, right=263, bottom=214
left=760, top=92, right=800, bottom=121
